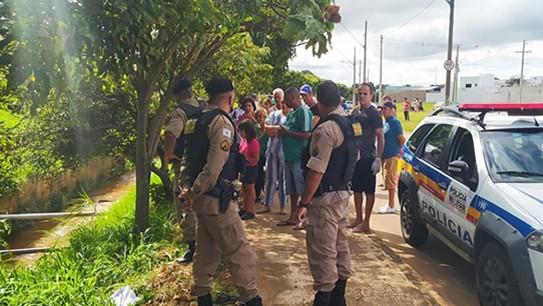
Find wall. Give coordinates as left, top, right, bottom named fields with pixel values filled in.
left=0, top=157, right=116, bottom=214
left=385, top=90, right=427, bottom=104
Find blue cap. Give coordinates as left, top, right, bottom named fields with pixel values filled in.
left=299, top=84, right=312, bottom=95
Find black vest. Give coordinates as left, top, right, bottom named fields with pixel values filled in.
left=173, top=103, right=204, bottom=159
left=303, top=113, right=360, bottom=198
left=184, top=108, right=238, bottom=187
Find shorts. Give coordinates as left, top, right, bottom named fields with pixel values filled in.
left=384, top=156, right=400, bottom=190
left=241, top=165, right=258, bottom=184
left=351, top=158, right=376, bottom=194
left=285, top=161, right=305, bottom=195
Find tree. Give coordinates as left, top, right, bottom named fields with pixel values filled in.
left=72, top=1, right=335, bottom=232
left=1, top=1, right=336, bottom=231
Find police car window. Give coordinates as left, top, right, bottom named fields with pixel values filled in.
left=421, top=124, right=453, bottom=167
left=449, top=128, right=478, bottom=189
left=407, top=124, right=434, bottom=153
left=482, top=129, right=543, bottom=183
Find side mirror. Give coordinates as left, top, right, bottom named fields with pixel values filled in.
left=448, top=160, right=469, bottom=177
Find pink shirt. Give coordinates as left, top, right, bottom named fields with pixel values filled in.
left=240, top=138, right=260, bottom=167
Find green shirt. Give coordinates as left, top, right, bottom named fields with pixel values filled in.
left=282, top=104, right=312, bottom=162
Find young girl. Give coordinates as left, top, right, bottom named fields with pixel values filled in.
left=238, top=120, right=260, bottom=220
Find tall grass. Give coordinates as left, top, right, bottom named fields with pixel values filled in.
left=0, top=177, right=176, bottom=305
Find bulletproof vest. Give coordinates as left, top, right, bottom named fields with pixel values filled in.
left=173, top=104, right=204, bottom=159
left=302, top=113, right=361, bottom=197
left=184, top=108, right=238, bottom=187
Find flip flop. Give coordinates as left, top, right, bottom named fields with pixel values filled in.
left=276, top=220, right=297, bottom=226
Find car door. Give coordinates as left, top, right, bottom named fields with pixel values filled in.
left=415, top=124, right=455, bottom=234
left=442, top=127, right=479, bottom=250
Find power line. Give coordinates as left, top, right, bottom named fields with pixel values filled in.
left=334, top=47, right=354, bottom=65
left=384, top=0, right=437, bottom=37
left=339, top=22, right=365, bottom=49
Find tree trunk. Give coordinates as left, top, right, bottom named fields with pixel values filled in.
left=135, top=93, right=151, bottom=232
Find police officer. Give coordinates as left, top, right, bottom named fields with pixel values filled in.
left=163, top=79, right=199, bottom=263
left=296, top=80, right=359, bottom=306
left=179, top=78, right=262, bottom=306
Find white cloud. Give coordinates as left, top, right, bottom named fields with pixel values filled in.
left=289, top=0, right=543, bottom=86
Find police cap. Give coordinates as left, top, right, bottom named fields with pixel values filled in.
left=205, top=78, right=234, bottom=97
left=316, top=80, right=341, bottom=107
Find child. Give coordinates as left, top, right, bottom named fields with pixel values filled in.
left=238, top=120, right=260, bottom=220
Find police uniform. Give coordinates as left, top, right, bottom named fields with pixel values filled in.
left=165, top=97, right=199, bottom=244
left=184, top=102, right=260, bottom=305
left=303, top=106, right=358, bottom=305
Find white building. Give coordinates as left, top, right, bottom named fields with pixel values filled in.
left=458, top=74, right=543, bottom=103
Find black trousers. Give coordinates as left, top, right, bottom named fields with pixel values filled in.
left=255, top=156, right=266, bottom=200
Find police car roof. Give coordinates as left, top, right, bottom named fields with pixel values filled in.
left=429, top=104, right=543, bottom=131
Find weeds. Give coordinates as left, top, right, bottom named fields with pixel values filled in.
left=0, top=177, right=177, bottom=305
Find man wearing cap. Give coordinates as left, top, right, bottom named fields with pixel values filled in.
left=179, top=78, right=262, bottom=306
left=300, top=84, right=320, bottom=127
left=296, top=80, right=357, bottom=306
left=163, top=79, right=199, bottom=264
left=377, top=101, right=405, bottom=214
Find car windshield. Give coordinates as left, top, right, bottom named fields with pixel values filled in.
left=482, top=129, right=543, bottom=183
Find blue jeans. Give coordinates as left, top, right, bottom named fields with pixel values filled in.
left=264, top=153, right=287, bottom=208
left=285, top=161, right=305, bottom=195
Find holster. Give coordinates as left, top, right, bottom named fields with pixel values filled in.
left=205, top=179, right=239, bottom=214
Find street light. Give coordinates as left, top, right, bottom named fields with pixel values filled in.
left=444, top=0, right=455, bottom=105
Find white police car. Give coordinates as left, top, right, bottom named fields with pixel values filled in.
left=398, top=103, right=543, bottom=306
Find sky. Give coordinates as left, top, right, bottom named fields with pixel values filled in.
left=289, top=0, right=543, bottom=87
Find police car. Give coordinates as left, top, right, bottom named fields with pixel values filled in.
left=398, top=103, right=543, bottom=306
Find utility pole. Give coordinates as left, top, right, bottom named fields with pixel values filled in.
left=516, top=40, right=531, bottom=102
left=444, top=0, right=455, bottom=105
left=353, top=47, right=357, bottom=103
left=363, top=20, right=368, bottom=83
left=452, top=44, right=460, bottom=103
left=359, top=60, right=362, bottom=84
left=379, top=35, right=383, bottom=104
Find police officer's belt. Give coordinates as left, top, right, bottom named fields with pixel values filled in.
left=314, top=183, right=352, bottom=198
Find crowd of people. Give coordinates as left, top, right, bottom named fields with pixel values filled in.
left=162, top=78, right=406, bottom=306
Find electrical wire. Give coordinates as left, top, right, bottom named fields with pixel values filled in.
left=384, top=0, right=437, bottom=37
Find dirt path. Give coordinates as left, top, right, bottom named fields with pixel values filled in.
left=244, top=211, right=448, bottom=306
left=7, top=172, right=135, bottom=264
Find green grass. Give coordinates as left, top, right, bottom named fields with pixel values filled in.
left=0, top=108, right=22, bottom=129
left=0, top=175, right=177, bottom=305
left=395, top=102, right=434, bottom=133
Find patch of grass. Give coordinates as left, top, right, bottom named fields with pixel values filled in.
left=0, top=175, right=177, bottom=305
left=396, top=102, right=434, bottom=133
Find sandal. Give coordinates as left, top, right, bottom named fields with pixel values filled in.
left=276, top=220, right=297, bottom=227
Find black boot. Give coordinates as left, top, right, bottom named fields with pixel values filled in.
left=197, top=293, right=212, bottom=306
left=313, top=291, right=332, bottom=306
left=176, top=240, right=195, bottom=263
left=244, top=295, right=263, bottom=306
left=330, top=279, right=347, bottom=306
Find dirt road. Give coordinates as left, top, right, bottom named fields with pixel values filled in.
left=243, top=211, right=447, bottom=306
left=370, top=184, right=479, bottom=306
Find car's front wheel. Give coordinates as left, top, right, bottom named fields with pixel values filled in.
left=400, top=189, right=428, bottom=248
left=476, top=241, right=524, bottom=306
